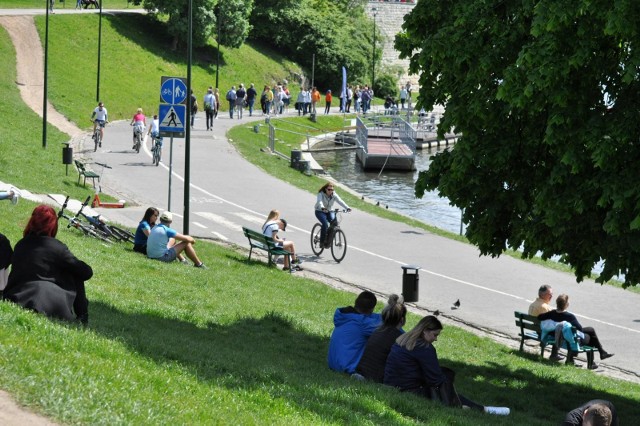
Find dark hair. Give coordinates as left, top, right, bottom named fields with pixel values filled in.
left=583, top=403, right=613, bottom=426
left=142, top=207, right=159, bottom=224
left=380, top=294, right=406, bottom=328
left=24, top=205, right=58, bottom=238
left=318, top=182, right=334, bottom=194
left=354, top=291, right=377, bottom=314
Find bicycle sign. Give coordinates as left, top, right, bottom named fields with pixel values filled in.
left=160, top=76, right=187, bottom=104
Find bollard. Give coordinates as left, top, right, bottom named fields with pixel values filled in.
left=253, top=125, right=260, bottom=133
left=290, top=150, right=302, bottom=169
left=401, top=265, right=420, bottom=302
left=62, top=143, right=73, bottom=176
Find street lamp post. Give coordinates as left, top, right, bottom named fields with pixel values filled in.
left=43, top=0, right=50, bottom=148
left=371, top=7, right=377, bottom=91
left=215, top=8, right=220, bottom=89
left=96, top=0, right=103, bottom=102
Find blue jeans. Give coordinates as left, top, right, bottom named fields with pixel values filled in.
left=229, top=101, right=235, bottom=118
left=315, top=210, right=336, bottom=244
left=248, top=99, right=255, bottom=116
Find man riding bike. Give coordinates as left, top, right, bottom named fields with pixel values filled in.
left=91, top=102, right=108, bottom=146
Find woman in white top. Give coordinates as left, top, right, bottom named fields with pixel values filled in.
left=314, top=183, right=351, bottom=248
left=262, top=209, right=302, bottom=271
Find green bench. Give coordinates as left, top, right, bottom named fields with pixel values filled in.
left=242, top=227, right=292, bottom=273
left=74, top=160, right=100, bottom=188
left=514, top=311, right=596, bottom=368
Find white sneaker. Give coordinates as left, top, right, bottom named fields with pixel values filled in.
left=10, top=187, right=21, bottom=205
left=484, top=406, right=510, bottom=416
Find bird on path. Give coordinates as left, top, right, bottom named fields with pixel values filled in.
left=433, top=310, right=441, bottom=316
left=376, top=201, right=380, bottom=206
left=452, top=299, right=460, bottom=309
left=361, top=196, right=364, bottom=200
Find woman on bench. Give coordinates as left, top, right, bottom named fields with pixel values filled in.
left=538, top=294, right=614, bottom=367
left=262, top=209, right=302, bottom=272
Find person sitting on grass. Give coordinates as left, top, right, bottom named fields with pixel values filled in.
left=563, top=399, right=617, bottom=426
left=262, top=209, right=303, bottom=272
left=3, top=205, right=93, bottom=324
left=146, top=211, right=207, bottom=269
left=0, top=231, right=13, bottom=294
left=383, top=315, right=510, bottom=416
left=133, top=207, right=159, bottom=255
left=355, top=294, right=407, bottom=382
left=328, top=290, right=381, bottom=374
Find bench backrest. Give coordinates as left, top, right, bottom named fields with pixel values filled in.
left=74, top=160, right=87, bottom=172
left=514, top=311, right=541, bottom=335
left=242, top=227, right=279, bottom=250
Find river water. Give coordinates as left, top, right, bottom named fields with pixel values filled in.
left=312, top=144, right=464, bottom=234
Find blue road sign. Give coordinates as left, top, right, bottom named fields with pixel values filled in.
left=159, top=104, right=186, bottom=135
left=160, top=77, right=188, bottom=105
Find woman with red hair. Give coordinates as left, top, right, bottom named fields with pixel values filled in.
left=3, top=205, right=93, bottom=324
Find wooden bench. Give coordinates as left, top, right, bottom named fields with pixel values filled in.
left=74, top=160, right=100, bottom=188
left=242, top=227, right=292, bottom=273
left=514, top=311, right=596, bottom=368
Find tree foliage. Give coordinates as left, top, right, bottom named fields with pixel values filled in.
left=133, top=0, right=252, bottom=49
left=249, top=0, right=377, bottom=90
left=397, top=0, right=640, bottom=286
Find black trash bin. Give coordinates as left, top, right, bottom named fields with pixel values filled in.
left=291, top=150, right=302, bottom=169
left=401, top=265, right=420, bottom=302
left=62, top=143, right=73, bottom=176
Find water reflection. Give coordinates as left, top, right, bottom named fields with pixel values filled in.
left=312, top=144, right=464, bottom=234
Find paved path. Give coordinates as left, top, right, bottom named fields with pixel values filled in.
left=2, top=9, right=640, bottom=424
left=88, top=110, right=640, bottom=382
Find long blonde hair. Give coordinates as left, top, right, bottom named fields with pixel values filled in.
left=395, top=315, right=442, bottom=351
left=263, top=209, right=280, bottom=228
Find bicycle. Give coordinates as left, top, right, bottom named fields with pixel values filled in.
left=91, top=119, right=106, bottom=152
left=75, top=195, right=135, bottom=243
left=151, top=133, right=163, bottom=166
left=311, top=209, right=349, bottom=263
left=132, top=123, right=145, bottom=153
left=57, top=196, right=112, bottom=243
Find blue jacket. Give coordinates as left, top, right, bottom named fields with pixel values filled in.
left=327, top=306, right=381, bottom=373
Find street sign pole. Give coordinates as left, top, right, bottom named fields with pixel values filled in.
left=168, top=136, right=174, bottom=211
left=184, top=0, right=193, bottom=235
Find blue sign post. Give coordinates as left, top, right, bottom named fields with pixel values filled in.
left=159, top=76, right=187, bottom=137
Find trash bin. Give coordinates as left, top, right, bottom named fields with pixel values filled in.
left=401, top=265, right=420, bottom=302
left=62, top=143, right=73, bottom=165
left=298, top=160, right=311, bottom=174
left=291, top=150, right=302, bottom=169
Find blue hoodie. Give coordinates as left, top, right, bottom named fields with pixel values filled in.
left=327, top=306, right=381, bottom=373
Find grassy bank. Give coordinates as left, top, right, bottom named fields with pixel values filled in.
left=2, top=12, right=640, bottom=425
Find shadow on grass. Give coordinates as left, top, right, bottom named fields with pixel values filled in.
left=87, top=300, right=640, bottom=424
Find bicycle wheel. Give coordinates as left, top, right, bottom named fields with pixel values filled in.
left=310, top=223, right=324, bottom=256
left=76, top=223, right=111, bottom=244
left=109, top=225, right=135, bottom=243
left=155, top=145, right=162, bottom=165
left=135, top=133, right=142, bottom=153
left=94, top=131, right=99, bottom=152
left=331, top=229, right=347, bottom=263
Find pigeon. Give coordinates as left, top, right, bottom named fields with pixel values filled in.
left=452, top=299, right=461, bottom=309
left=385, top=205, right=388, bottom=209
left=376, top=201, right=380, bottom=206
left=433, top=310, right=440, bottom=316
left=361, top=195, right=365, bottom=200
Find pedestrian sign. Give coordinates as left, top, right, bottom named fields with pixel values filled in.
left=159, top=104, right=186, bottom=135
left=160, top=76, right=188, bottom=105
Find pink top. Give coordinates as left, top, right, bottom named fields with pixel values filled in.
left=133, top=113, right=145, bottom=123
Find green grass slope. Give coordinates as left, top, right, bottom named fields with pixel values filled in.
left=1, top=13, right=640, bottom=425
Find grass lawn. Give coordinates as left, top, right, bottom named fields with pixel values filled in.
left=1, top=12, right=640, bottom=425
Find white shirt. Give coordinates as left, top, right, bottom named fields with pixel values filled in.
left=93, top=106, right=108, bottom=121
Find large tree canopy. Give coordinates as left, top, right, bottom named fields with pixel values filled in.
left=396, top=0, right=640, bottom=286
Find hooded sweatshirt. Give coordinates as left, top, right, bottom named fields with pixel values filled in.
left=327, top=306, right=381, bottom=373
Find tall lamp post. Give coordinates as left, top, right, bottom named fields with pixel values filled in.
left=215, top=7, right=221, bottom=89
left=371, top=7, right=377, bottom=91
left=43, top=0, right=50, bottom=148
left=96, top=0, right=103, bottom=102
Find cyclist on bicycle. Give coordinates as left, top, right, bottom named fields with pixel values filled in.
left=91, top=101, right=108, bottom=146
left=148, top=114, right=162, bottom=146
left=130, top=108, right=146, bottom=150
left=315, top=183, right=351, bottom=248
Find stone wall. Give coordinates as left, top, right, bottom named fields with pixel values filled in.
left=365, top=1, right=418, bottom=88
